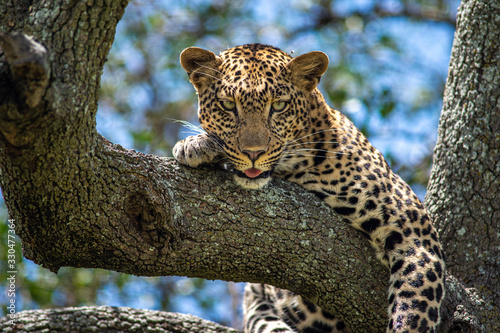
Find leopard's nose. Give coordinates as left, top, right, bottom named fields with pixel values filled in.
left=242, top=148, right=266, bottom=162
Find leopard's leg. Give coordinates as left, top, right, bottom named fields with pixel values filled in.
left=322, top=195, right=444, bottom=333
left=243, top=284, right=296, bottom=333
left=173, top=133, right=222, bottom=167
left=285, top=166, right=444, bottom=331
left=244, top=283, right=350, bottom=333
left=380, top=214, right=445, bottom=333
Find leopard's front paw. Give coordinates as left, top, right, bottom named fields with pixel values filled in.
left=173, top=134, right=220, bottom=168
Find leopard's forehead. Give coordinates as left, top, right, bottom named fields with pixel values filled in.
left=219, top=44, right=292, bottom=68
left=217, top=44, right=293, bottom=92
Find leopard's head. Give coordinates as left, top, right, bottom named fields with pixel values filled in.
left=180, top=43, right=328, bottom=189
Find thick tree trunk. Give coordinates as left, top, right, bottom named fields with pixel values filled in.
left=0, top=0, right=495, bottom=332
left=426, top=0, right=500, bottom=331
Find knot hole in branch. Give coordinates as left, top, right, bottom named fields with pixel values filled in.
left=124, top=183, right=173, bottom=249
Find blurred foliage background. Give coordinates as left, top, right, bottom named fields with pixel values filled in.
left=1, top=0, right=459, bottom=329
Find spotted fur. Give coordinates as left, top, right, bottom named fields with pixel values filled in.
left=173, top=43, right=445, bottom=333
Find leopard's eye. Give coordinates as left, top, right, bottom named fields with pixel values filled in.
left=271, top=101, right=288, bottom=113
left=220, top=100, right=236, bottom=111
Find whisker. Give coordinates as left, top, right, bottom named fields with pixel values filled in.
left=287, top=129, right=340, bottom=145
left=285, top=141, right=339, bottom=148
left=205, top=131, right=228, bottom=153
left=273, top=64, right=289, bottom=83
left=282, top=151, right=347, bottom=157
left=193, top=64, right=241, bottom=95
left=193, top=71, right=223, bottom=83
left=194, top=63, right=226, bottom=79
left=168, top=119, right=206, bottom=134
left=287, top=148, right=332, bottom=152
left=213, top=156, right=229, bottom=165
left=168, top=118, right=226, bottom=154
left=281, top=154, right=333, bottom=158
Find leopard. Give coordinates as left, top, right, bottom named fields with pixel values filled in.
left=173, top=43, right=445, bottom=333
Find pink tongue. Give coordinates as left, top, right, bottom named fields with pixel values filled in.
left=244, top=168, right=263, bottom=178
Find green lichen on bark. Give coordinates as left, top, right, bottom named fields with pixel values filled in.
left=0, top=0, right=497, bottom=332
left=0, top=306, right=239, bottom=333
left=426, top=0, right=500, bottom=331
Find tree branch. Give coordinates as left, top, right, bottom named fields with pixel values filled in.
left=1, top=129, right=391, bottom=330
left=0, top=27, right=390, bottom=329
left=293, top=0, right=456, bottom=35
left=0, top=306, right=239, bottom=333
left=0, top=0, right=492, bottom=332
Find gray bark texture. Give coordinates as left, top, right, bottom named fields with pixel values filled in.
left=0, top=0, right=496, bottom=332
left=426, top=0, right=500, bottom=331
left=0, top=306, right=238, bottom=333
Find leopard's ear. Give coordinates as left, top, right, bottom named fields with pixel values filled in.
left=287, top=51, right=329, bottom=91
left=180, top=47, right=222, bottom=90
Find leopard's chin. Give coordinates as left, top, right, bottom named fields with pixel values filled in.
left=222, top=163, right=273, bottom=189
left=233, top=173, right=272, bottom=189
left=222, top=167, right=270, bottom=190
left=234, top=172, right=271, bottom=190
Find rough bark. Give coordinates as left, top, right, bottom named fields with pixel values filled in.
left=0, top=2, right=389, bottom=330
left=426, top=0, right=500, bottom=331
left=0, top=0, right=494, bottom=332
left=0, top=306, right=238, bottom=333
